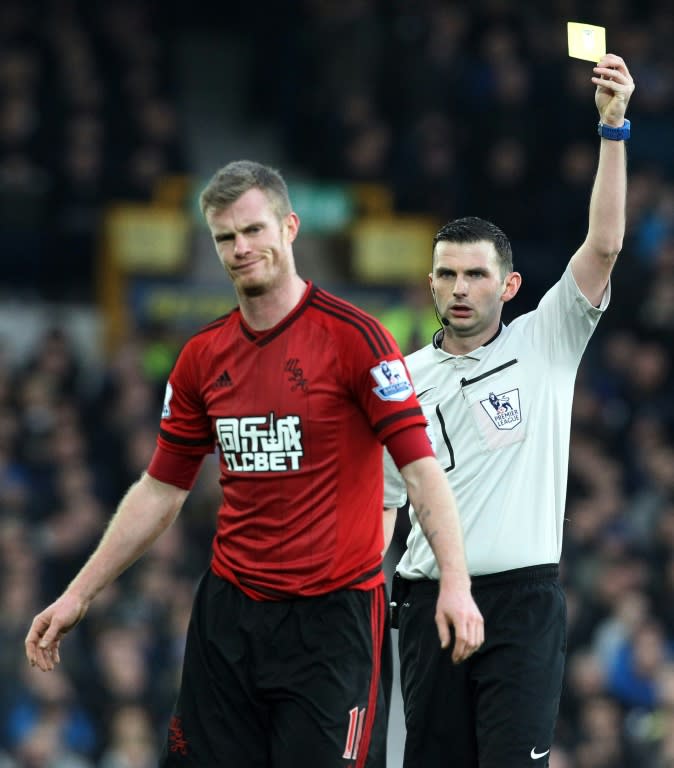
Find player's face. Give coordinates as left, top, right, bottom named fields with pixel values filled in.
left=206, top=188, right=299, bottom=297
left=431, top=240, right=519, bottom=350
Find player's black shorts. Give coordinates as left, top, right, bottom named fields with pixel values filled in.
left=159, top=569, right=391, bottom=768
left=395, top=564, right=565, bottom=768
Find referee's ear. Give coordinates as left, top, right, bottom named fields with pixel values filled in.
left=501, top=271, right=522, bottom=303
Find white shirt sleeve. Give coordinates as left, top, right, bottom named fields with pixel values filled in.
left=383, top=446, right=407, bottom=508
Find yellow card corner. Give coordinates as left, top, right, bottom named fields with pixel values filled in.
left=567, top=21, right=606, bottom=62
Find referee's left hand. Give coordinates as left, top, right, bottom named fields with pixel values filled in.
left=435, top=584, right=484, bottom=663
left=593, top=53, right=634, bottom=124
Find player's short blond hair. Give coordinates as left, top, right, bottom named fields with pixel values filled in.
left=199, top=160, right=292, bottom=221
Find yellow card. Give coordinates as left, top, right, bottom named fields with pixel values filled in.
left=567, top=22, right=606, bottom=62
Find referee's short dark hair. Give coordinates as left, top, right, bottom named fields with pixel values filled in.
left=432, top=216, right=513, bottom=276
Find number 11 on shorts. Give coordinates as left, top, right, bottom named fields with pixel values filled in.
left=342, top=706, right=366, bottom=759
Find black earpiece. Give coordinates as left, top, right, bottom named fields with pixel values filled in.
left=432, top=289, right=450, bottom=327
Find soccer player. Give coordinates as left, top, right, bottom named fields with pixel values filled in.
left=25, top=160, right=483, bottom=767
left=384, top=54, right=634, bottom=767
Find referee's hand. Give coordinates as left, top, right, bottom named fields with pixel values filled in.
left=435, top=585, right=484, bottom=663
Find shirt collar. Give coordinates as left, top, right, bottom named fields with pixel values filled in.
left=432, top=322, right=504, bottom=357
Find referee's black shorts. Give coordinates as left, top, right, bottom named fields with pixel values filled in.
left=159, top=569, right=391, bottom=768
left=396, top=564, right=565, bottom=768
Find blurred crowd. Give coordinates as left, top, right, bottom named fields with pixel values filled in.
left=0, top=0, right=186, bottom=300
left=1, top=0, right=674, bottom=767
left=0, top=325, right=220, bottom=768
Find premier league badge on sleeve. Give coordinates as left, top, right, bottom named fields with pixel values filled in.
left=162, top=382, right=173, bottom=419
left=370, top=360, right=414, bottom=402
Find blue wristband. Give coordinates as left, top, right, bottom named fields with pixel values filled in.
left=597, top=119, right=630, bottom=141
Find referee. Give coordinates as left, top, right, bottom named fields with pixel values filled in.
left=384, top=53, right=634, bottom=767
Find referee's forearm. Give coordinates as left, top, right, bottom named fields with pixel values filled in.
left=400, top=457, right=471, bottom=584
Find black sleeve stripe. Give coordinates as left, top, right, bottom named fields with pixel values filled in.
left=311, top=304, right=381, bottom=356
left=159, top=427, right=214, bottom=447
left=372, top=407, right=424, bottom=435
left=312, top=290, right=393, bottom=357
left=314, top=289, right=392, bottom=354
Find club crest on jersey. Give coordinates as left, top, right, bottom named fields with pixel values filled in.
left=480, top=388, right=521, bottom=430
left=370, top=359, right=413, bottom=402
left=162, top=382, right=173, bottom=419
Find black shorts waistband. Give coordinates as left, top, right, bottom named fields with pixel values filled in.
left=400, top=563, right=559, bottom=595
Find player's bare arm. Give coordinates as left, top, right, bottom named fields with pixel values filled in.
left=570, top=53, right=635, bottom=304
left=400, top=457, right=484, bottom=661
left=25, top=473, right=188, bottom=671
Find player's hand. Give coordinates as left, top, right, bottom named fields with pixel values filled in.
left=25, top=592, right=88, bottom=671
left=435, top=584, right=484, bottom=663
left=593, top=54, right=635, bottom=125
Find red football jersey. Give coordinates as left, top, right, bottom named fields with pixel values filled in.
left=150, top=282, right=426, bottom=599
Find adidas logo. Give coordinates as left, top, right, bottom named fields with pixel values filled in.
left=213, top=370, right=233, bottom=388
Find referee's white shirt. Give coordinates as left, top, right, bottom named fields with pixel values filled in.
left=384, top=265, right=609, bottom=578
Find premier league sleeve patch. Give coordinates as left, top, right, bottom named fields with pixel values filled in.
left=162, top=382, right=173, bottom=419
left=370, top=359, right=414, bottom=402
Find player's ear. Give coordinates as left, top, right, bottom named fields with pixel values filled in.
left=501, top=271, right=522, bottom=303
left=284, top=212, right=300, bottom=243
